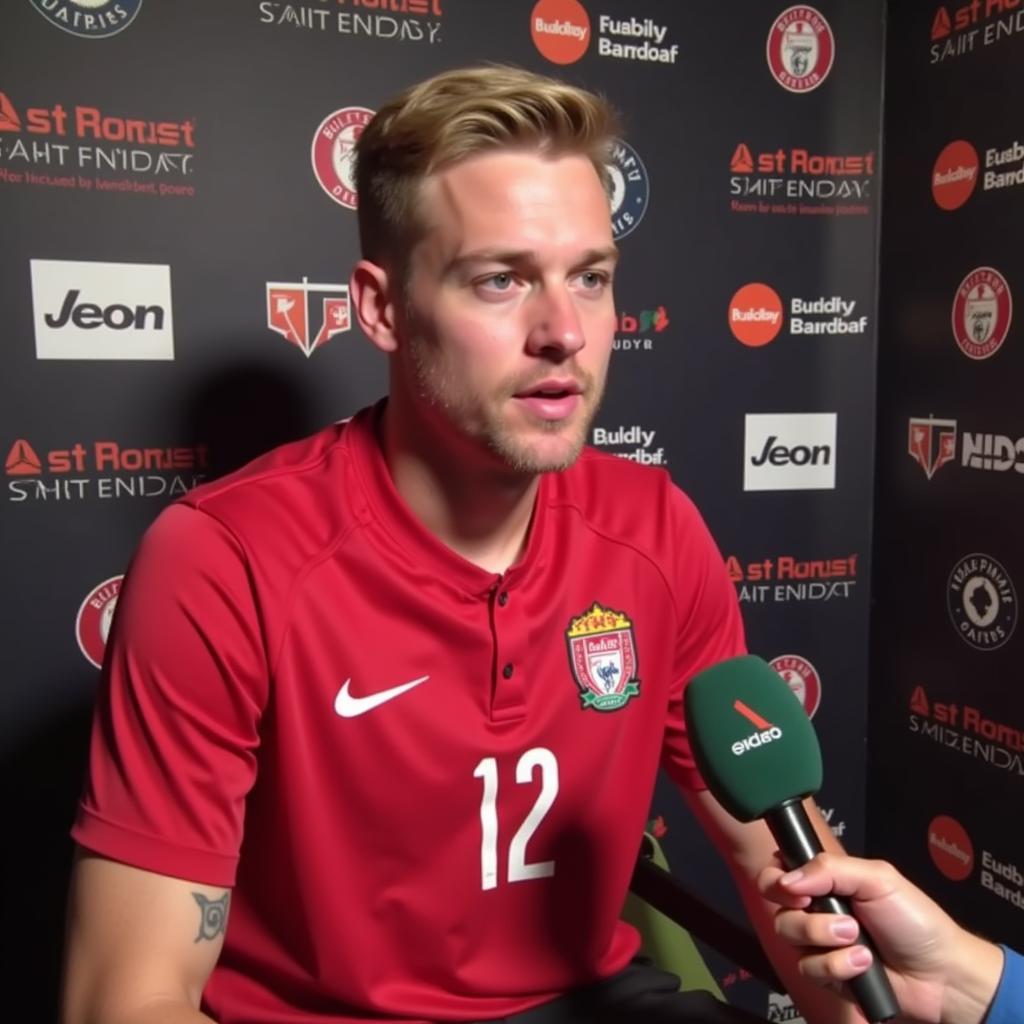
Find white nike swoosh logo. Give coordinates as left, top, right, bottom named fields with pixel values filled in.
left=333, top=675, right=430, bottom=718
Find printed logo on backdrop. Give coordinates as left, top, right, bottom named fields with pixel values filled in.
left=927, top=815, right=1024, bottom=911
left=947, top=554, right=1017, bottom=651
left=30, top=0, right=142, bottom=38
left=729, top=283, right=868, bottom=344
left=909, top=684, right=1024, bottom=780
left=266, top=277, right=351, bottom=358
left=932, top=138, right=1024, bottom=208
left=766, top=993, right=806, bottom=1023
left=614, top=305, right=669, bottom=352
left=76, top=576, right=123, bottom=668
left=591, top=424, right=665, bottom=465
left=30, top=259, right=173, bottom=360
left=531, top=0, right=590, bottom=64
left=930, top=0, right=1024, bottom=64
left=818, top=804, right=847, bottom=839
left=770, top=655, right=821, bottom=718
left=766, top=6, right=835, bottom=93
left=0, top=90, right=196, bottom=197
left=908, top=416, right=957, bottom=479
left=311, top=106, right=373, bottom=209
left=604, top=139, right=648, bottom=240
left=953, top=267, right=1012, bottom=359
left=729, top=284, right=783, bottom=347
left=5, top=437, right=207, bottom=503
left=980, top=848, right=1024, bottom=912
left=258, top=0, right=442, bottom=45
left=530, top=0, right=679, bottom=65
left=928, top=815, right=974, bottom=881
left=729, top=142, right=874, bottom=217
left=908, top=415, right=1024, bottom=479
left=726, top=553, right=858, bottom=605
left=743, top=413, right=837, bottom=491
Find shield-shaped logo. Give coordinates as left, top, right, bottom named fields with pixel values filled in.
left=783, top=23, right=819, bottom=78
left=908, top=416, right=957, bottom=479
left=266, top=277, right=351, bottom=358
left=566, top=602, right=640, bottom=712
left=965, top=284, right=997, bottom=344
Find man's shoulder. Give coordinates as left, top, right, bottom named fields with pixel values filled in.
left=184, top=421, right=350, bottom=510
left=176, top=412, right=371, bottom=555
left=551, top=446, right=704, bottom=546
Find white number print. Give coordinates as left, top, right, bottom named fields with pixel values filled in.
left=473, top=748, right=559, bottom=891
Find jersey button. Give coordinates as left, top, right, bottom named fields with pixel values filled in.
left=502, top=662, right=514, bottom=679
left=498, top=591, right=509, bottom=607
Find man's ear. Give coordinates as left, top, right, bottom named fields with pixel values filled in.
left=351, top=259, right=401, bottom=354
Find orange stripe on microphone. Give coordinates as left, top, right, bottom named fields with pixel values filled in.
left=733, top=698, right=774, bottom=731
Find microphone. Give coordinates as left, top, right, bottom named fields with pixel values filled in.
left=683, top=655, right=899, bottom=1023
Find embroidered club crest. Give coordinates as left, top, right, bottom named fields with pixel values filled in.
left=566, top=602, right=640, bottom=711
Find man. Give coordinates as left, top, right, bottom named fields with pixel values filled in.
left=761, top=853, right=1023, bottom=1024
left=63, top=66, right=851, bottom=1023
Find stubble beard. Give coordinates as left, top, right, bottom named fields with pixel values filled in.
left=407, top=339, right=605, bottom=475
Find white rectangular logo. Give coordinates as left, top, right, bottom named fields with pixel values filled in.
left=744, top=413, right=837, bottom=491
left=31, top=259, right=174, bottom=360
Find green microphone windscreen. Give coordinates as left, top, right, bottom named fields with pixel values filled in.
left=683, top=655, right=823, bottom=822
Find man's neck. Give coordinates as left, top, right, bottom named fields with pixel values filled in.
left=378, top=403, right=541, bottom=576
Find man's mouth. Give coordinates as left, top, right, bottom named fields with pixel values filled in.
left=513, top=381, right=584, bottom=421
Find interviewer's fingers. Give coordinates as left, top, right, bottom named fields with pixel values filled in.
left=773, top=853, right=903, bottom=903
left=795, top=945, right=875, bottom=984
left=774, top=907, right=862, bottom=949
left=757, top=865, right=813, bottom=908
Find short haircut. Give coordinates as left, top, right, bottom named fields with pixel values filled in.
left=354, top=65, right=619, bottom=269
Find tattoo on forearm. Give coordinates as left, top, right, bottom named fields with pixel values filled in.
left=192, top=891, right=230, bottom=943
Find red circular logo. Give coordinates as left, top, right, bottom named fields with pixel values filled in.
left=770, top=654, right=822, bottom=718
left=766, top=6, right=835, bottom=93
left=311, top=106, right=374, bottom=210
left=531, top=0, right=590, bottom=65
left=75, top=575, right=123, bottom=669
left=932, top=140, right=979, bottom=211
left=927, top=815, right=974, bottom=881
left=728, top=283, right=784, bottom=346
left=952, top=267, right=1012, bottom=360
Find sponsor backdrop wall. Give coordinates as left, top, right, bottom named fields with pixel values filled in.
left=870, top=0, right=1024, bottom=955
left=0, top=1, right=883, bottom=1017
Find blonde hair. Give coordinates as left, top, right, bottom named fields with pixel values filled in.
left=354, top=65, right=619, bottom=268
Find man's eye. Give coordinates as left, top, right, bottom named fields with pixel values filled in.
left=481, top=272, right=514, bottom=291
left=578, top=271, right=608, bottom=290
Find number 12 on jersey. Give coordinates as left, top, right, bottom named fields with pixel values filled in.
left=473, top=748, right=559, bottom=891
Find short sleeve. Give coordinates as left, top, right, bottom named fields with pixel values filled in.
left=72, top=503, right=269, bottom=887
left=659, top=488, right=746, bottom=791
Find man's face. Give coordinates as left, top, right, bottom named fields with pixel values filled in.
left=396, top=149, right=618, bottom=475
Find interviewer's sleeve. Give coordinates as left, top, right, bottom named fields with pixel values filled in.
left=988, top=947, right=1024, bottom=1024
left=72, top=503, right=269, bottom=887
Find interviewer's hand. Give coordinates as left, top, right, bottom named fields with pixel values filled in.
left=758, top=852, right=1003, bottom=1024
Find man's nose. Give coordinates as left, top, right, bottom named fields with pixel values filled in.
left=525, top=285, right=586, bottom=358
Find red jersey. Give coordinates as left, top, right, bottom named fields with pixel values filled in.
left=73, top=402, right=745, bottom=1023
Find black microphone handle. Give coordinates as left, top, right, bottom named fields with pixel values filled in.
left=764, top=800, right=900, bottom=1023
